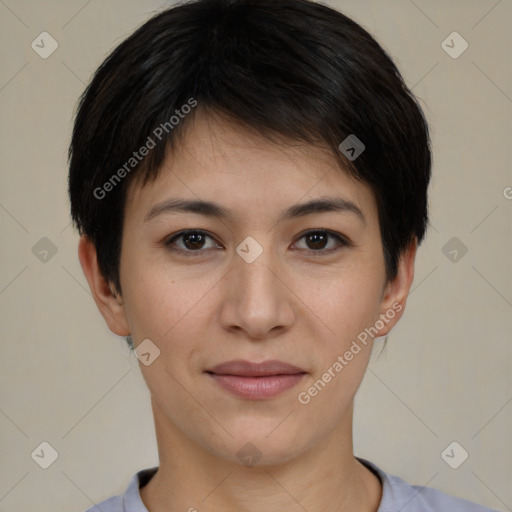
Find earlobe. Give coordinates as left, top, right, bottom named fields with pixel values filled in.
left=377, top=238, right=418, bottom=337
left=77, top=235, right=131, bottom=336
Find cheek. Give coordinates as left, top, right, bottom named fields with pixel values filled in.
left=295, top=261, right=385, bottom=349
left=121, top=254, right=219, bottom=354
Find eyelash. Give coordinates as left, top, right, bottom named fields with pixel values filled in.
left=163, top=229, right=351, bottom=257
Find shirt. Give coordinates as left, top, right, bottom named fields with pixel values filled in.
left=85, top=457, right=500, bottom=511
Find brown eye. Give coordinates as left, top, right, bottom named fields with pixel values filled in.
left=180, top=232, right=207, bottom=250
left=294, top=230, right=350, bottom=253
left=305, top=232, right=329, bottom=250
left=164, top=230, right=220, bottom=255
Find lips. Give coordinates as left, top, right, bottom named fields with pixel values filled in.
left=205, top=359, right=307, bottom=399
left=207, top=359, right=306, bottom=377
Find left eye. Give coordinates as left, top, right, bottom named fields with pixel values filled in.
left=293, top=230, right=349, bottom=252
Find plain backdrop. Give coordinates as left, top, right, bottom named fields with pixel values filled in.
left=0, top=1, right=511, bottom=511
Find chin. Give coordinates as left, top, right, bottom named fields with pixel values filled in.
left=209, top=425, right=310, bottom=468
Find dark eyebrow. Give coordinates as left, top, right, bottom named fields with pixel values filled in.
left=277, top=196, right=365, bottom=224
left=144, top=196, right=365, bottom=224
left=144, top=198, right=233, bottom=223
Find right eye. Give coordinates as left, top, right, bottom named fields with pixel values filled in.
left=163, top=230, right=223, bottom=256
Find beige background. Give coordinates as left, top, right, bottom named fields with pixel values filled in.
left=0, top=0, right=511, bottom=511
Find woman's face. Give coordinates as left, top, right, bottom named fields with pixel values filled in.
left=86, top=112, right=414, bottom=466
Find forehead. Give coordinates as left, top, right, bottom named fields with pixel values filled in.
left=124, top=111, right=378, bottom=225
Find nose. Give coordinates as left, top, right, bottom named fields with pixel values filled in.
left=218, top=244, right=295, bottom=341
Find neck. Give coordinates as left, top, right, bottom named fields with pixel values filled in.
left=140, top=399, right=382, bottom=512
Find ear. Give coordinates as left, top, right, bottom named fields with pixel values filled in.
left=78, top=235, right=131, bottom=336
left=375, top=237, right=417, bottom=337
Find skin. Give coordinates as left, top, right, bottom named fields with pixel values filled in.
left=79, top=110, right=417, bottom=512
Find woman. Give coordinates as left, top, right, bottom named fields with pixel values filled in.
left=68, top=0, right=499, bottom=510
